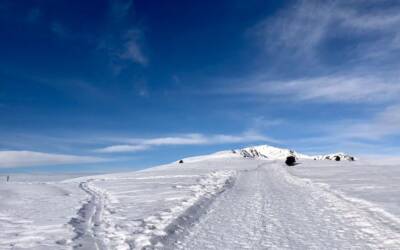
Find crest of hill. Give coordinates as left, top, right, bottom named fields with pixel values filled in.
left=238, top=145, right=355, bottom=161
left=179, top=144, right=355, bottom=163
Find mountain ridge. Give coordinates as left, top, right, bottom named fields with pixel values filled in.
left=181, top=144, right=355, bottom=163
left=237, top=145, right=355, bottom=161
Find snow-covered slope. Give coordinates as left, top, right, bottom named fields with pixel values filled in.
left=178, top=150, right=242, bottom=163
left=179, top=144, right=356, bottom=163
left=2, top=150, right=400, bottom=249
left=235, top=144, right=355, bottom=161
left=238, top=145, right=313, bottom=160
left=314, top=152, right=356, bottom=161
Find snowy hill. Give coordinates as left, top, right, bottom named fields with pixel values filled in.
left=234, top=144, right=356, bottom=161
left=3, top=147, right=400, bottom=249
left=180, top=144, right=356, bottom=163
left=314, top=152, right=356, bottom=161
left=237, top=145, right=313, bottom=160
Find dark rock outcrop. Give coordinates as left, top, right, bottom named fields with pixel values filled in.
left=285, top=156, right=296, bottom=166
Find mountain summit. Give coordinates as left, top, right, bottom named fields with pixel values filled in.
left=236, top=145, right=355, bottom=161
left=181, top=144, right=355, bottom=163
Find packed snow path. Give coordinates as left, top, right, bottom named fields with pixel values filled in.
left=173, top=163, right=400, bottom=250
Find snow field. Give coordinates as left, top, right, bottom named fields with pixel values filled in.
left=1, top=154, right=400, bottom=249
left=0, top=181, right=86, bottom=249
left=177, top=162, right=400, bottom=249
left=65, top=159, right=241, bottom=249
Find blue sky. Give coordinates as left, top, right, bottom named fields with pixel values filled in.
left=1, top=0, right=400, bottom=172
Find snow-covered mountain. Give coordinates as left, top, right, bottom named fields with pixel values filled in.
left=180, top=144, right=356, bottom=163
left=235, top=145, right=355, bottom=161
left=314, top=152, right=356, bottom=161
left=237, top=145, right=312, bottom=160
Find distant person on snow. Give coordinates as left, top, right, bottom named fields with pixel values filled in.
left=6, top=175, right=10, bottom=182
left=179, top=160, right=184, bottom=164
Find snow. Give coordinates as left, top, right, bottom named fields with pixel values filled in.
left=0, top=178, right=87, bottom=249
left=177, top=162, right=400, bottom=249
left=288, top=159, right=400, bottom=218
left=176, top=150, right=242, bottom=163
left=62, top=158, right=242, bottom=249
left=238, top=145, right=355, bottom=161
left=313, top=152, right=356, bottom=161
left=1, top=145, right=399, bottom=249
left=239, top=144, right=313, bottom=159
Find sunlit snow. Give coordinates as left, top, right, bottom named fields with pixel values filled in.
left=1, top=145, right=399, bottom=249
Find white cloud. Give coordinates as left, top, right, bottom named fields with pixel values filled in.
left=139, top=134, right=207, bottom=146
left=217, top=70, right=400, bottom=104
left=215, top=1, right=400, bottom=105
left=233, top=74, right=400, bottom=103
left=286, top=104, right=400, bottom=154
left=254, top=0, right=400, bottom=59
left=96, top=132, right=278, bottom=153
left=135, top=132, right=277, bottom=145
left=95, top=144, right=150, bottom=153
left=341, top=104, right=400, bottom=140
left=253, top=0, right=332, bottom=56
left=0, top=151, right=105, bottom=168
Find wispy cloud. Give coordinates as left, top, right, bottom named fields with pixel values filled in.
left=252, top=0, right=332, bottom=58
left=96, top=144, right=150, bottom=153
left=302, top=104, right=400, bottom=142
left=131, top=132, right=277, bottom=145
left=98, top=0, right=148, bottom=68
left=0, top=151, right=105, bottom=168
left=340, top=104, right=400, bottom=140
left=284, top=104, right=400, bottom=155
left=253, top=0, right=400, bottom=61
left=96, top=132, right=278, bottom=153
left=214, top=1, right=400, bottom=105
left=228, top=73, right=400, bottom=103
left=119, top=29, right=148, bottom=66
left=98, top=32, right=148, bottom=71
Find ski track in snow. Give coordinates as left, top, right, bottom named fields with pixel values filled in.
left=69, top=180, right=107, bottom=250
left=69, top=179, right=131, bottom=250
left=68, top=171, right=236, bottom=250
left=174, top=163, right=400, bottom=250
left=3, top=158, right=400, bottom=249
